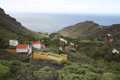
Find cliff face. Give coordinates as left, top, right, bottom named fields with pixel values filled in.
left=0, top=7, right=45, bottom=41
left=53, top=21, right=120, bottom=40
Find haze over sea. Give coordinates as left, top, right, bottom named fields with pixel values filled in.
left=10, top=13, right=120, bottom=34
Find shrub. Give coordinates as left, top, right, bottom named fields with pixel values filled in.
left=96, top=59, right=107, bottom=68
left=86, top=72, right=102, bottom=80
left=33, top=66, right=52, bottom=80
left=43, top=66, right=51, bottom=72
left=101, top=72, right=117, bottom=80
left=10, top=60, right=21, bottom=66
left=0, top=60, right=10, bottom=67
left=76, top=68, right=89, bottom=74
left=60, top=60, right=72, bottom=65
left=81, top=64, right=93, bottom=69
left=0, top=64, right=10, bottom=79
left=64, top=73, right=87, bottom=80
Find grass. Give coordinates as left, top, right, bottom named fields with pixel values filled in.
left=80, top=40, right=104, bottom=43
left=0, top=27, right=18, bottom=40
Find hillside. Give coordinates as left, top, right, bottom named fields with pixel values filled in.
left=0, top=7, right=46, bottom=43
left=53, top=21, right=120, bottom=40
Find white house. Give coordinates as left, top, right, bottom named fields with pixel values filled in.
left=9, top=40, right=18, bottom=46
left=112, top=48, right=119, bottom=54
left=16, top=44, right=29, bottom=53
left=31, top=42, right=42, bottom=49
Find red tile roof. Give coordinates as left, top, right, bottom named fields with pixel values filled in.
left=16, top=44, right=28, bottom=48
left=5, top=49, right=16, bottom=52
left=109, top=39, right=114, bottom=42
left=31, top=42, right=40, bottom=44
left=42, top=44, right=46, bottom=48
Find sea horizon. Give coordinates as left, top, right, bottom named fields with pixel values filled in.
left=8, top=13, right=120, bottom=34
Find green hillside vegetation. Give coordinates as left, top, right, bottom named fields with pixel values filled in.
left=0, top=39, right=120, bottom=80
left=0, top=7, right=46, bottom=48
left=54, top=21, right=120, bottom=40
left=0, top=36, right=120, bottom=80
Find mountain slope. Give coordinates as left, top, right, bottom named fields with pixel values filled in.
left=54, top=21, right=120, bottom=40
left=0, top=7, right=46, bottom=41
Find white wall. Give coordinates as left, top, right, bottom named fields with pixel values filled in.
left=16, top=48, right=28, bottom=53
left=32, top=44, right=42, bottom=49
left=28, top=47, right=32, bottom=55
left=9, top=40, right=18, bottom=46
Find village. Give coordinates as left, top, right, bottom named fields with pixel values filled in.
left=5, top=36, right=79, bottom=63
left=4, top=33, right=120, bottom=64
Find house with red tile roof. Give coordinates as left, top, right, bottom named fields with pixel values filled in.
left=9, top=40, right=18, bottom=46
left=16, top=44, right=30, bottom=53
left=31, top=42, right=42, bottom=49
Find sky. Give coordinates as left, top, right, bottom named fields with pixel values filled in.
left=0, top=0, right=120, bottom=14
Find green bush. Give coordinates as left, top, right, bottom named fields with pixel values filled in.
left=43, top=66, right=51, bottom=72
left=86, top=72, right=102, bottom=80
left=0, top=64, right=10, bottom=79
left=33, top=66, right=52, bottom=80
left=81, top=64, right=93, bottom=69
left=60, top=60, right=72, bottom=65
left=76, top=68, right=89, bottom=74
left=64, top=73, right=87, bottom=80
left=96, top=59, right=107, bottom=68
left=10, top=60, right=21, bottom=66
left=0, top=60, right=10, bottom=67
left=101, top=72, right=117, bottom=80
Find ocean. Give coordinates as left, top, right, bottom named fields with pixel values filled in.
left=9, top=13, right=120, bottom=34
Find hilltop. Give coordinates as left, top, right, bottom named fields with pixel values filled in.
left=0, top=7, right=46, bottom=45
left=52, top=21, right=120, bottom=40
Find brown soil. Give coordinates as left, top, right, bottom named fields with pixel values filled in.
left=33, top=59, right=64, bottom=70
left=0, top=49, right=26, bottom=61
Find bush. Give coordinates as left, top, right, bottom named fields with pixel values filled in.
left=60, top=60, right=72, bottom=65
left=81, top=64, right=93, bottom=69
left=0, top=60, right=10, bottom=67
left=33, top=66, right=52, bottom=80
left=86, top=72, right=102, bottom=80
left=96, top=59, right=107, bottom=68
left=43, top=66, right=51, bottom=72
left=10, top=60, right=21, bottom=66
left=101, top=72, right=117, bottom=80
left=76, top=68, right=89, bottom=74
left=0, top=64, right=10, bottom=79
left=64, top=73, right=87, bottom=80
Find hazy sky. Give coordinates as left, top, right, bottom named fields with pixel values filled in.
left=0, top=0, right=120, bottom=14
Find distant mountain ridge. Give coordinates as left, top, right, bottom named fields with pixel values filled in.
left=52, top=21, right=120, bottom=40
